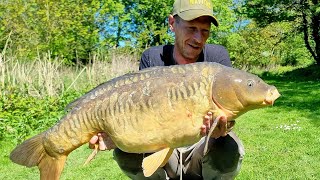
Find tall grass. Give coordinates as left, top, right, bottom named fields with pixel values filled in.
left=1, top=49, right=138, bottom=179
left=0, top=51, right=139, bottom=98
left=0, top=50, right=139, bottom=141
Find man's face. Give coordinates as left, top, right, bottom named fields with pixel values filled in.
left=172, top=16, right=211, bottom=61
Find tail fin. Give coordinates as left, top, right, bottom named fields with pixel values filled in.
left=10, top=133, right=67, bottom=180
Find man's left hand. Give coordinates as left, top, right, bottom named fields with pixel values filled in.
left=200, top=112, right=228, bottom=138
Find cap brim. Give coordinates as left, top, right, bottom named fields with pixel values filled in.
left=177, top=10, right=219, bottom=27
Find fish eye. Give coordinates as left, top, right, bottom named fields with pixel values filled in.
left=247, top=80, right=254, bottom=87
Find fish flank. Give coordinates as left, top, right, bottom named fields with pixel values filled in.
left=79, top=111, right=89, bottom=131
left=170, top=88, right=176, bottom=101
left=77, top=113, right=90, bottom=133
left=175, top=87, right=180, bottom=101
left=135, top=113, right=140, bottom=129
left=125, top=101, right=131, bottom=114
left=68, top=116, right=78, bottom=136
left=188, top=84, right=195, bottom=97
left=73, top=115, right=81, bottom=130
left=84, top=110, right=96, bottom=132
left=179, top=83, right=188, bottom=99
left=107, top=101, right=114, bottom=118
left=178, top=87, right=186, bottom=100
left=119, top=102, right=125, bottom=114
left=175, top=87, right=182, bottom=101
left=107, top=99, right=117, bottom=134
left=127, top=98, right=135, bottom=114
left=115, top=102, right=120, bottom=117
left=199, top=82, right=208, bottom=96
left=56, top=124, right=73, bottom=149
left=100, top=109, right=109, bottom=130
left=95, top=114, right=104, bottom=132
left=140, top=73, right=145, bottom=81
left=146, top=99, right=153, bottom=110
left=192, top=82, right=199, bottom=93
left=116, top=112, right=123, bottom=132
left=67, top=120, right=79, bottom=141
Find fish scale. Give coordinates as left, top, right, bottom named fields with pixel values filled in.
left=10, top=62, right=280, bottom=180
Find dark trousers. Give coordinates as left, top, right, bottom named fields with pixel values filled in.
left=113, top=131, right=244, bottom=180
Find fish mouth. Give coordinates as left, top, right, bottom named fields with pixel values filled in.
left=263, top=87, right=281, bottom=105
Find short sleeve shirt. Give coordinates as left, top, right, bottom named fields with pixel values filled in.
left=139, top=44, right=232, bottom=70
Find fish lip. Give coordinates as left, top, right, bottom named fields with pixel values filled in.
left=263, top=99, right=274, bottom=105
left=264, top=88, right=281, bottom=105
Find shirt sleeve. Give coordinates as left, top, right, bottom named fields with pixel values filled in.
left=216, top=46, right=232, bottom=67
left=139, top=50, right=150, bottom=70
left=204, top=44, right=232, bottom=67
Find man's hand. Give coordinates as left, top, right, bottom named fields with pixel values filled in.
left=89, top=132, right=116, bottom=151
left=200, top=112, right=228, bottom=139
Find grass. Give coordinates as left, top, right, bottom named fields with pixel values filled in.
left=0, top=140, right=129, bottom=180
left=0, top=52, right=139, bottom=97
left=236, top=66, right=320, bottom=179
left=1, top=56, right=320, bottom=179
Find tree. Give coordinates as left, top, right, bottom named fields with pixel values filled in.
left=95, top=0, right=129, bottom=48
left=123, top=0, right=174, bottom=48
left=208, top=0, right=238, bottom=45
left=241, top=0, right=320, bottom=65
left=225, top=22, right=312, bottom=68
left=0, top=0, right=101, bottom=63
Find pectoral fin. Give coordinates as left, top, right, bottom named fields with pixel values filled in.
left=142, top=148, right=174, bottom=177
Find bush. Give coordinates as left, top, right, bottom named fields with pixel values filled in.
left=0, top=87, right=83, bottom=143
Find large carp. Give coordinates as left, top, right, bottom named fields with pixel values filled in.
left=10, top=62, right=280, bottom=179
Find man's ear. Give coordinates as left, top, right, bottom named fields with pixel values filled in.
left=168, top=15, right=175, bottom=32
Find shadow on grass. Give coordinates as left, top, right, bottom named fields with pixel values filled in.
left=259, top=64, right=320, bottom=126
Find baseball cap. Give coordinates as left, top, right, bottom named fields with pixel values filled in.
left=172, top=0, right=219, bottom=26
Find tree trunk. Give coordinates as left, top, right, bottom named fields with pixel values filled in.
left=301, top=0, right=319, bottom=65
left=311, top=0, right=320, bottom=65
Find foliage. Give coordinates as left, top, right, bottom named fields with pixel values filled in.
left=95, top=0, right=129, bottom=48
left=0, top=87, right=82, bottom=142
left=226, top=22, right=313, bottom=68
left=0, top=0, right=101, bottom=63
left=208, top=0, right=238, bottom=44
left=122, top=0, right=175, bottom=48
left=240, top=0, right=320, bottom=65
left=0, top=0, right=318, bottom=69
left=90, top=0, right=178, bottom=48
left=0, top=52, right=138, bottom=142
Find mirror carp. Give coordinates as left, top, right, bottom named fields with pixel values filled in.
left=10, top=62, right=280, bottom=179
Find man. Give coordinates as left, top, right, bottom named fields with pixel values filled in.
left=90, top=0, right=244, bottom=179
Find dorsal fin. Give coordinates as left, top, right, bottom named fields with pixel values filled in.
left=142, top=148, right=174, bottom=177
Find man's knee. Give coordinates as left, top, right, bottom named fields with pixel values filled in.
left=202, top=132, right=244, bottom=178
left=113, top=148, right=144, bottom=174
left=113, top=148, right=167, bottom=180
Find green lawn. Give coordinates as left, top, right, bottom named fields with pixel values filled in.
left=1, top=68, right=319, bottom=179
left=236, top=68, right=320, bottom=179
